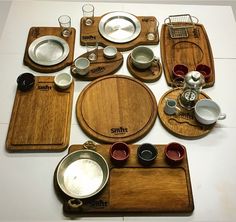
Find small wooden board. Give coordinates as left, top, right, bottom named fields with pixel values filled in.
left=80, top=16, right=159, bottom=52
left=158, top=88, right=214, bottom=139
left=160, top=23, right=215, bottom=88
left=6, top=76, right=74, bottom=152
left=23, top=27, right=76, bottom=73
left=70, top=49, right=123, bottom=80
left=127, top=54, right=162, bottom=82
left=56, top=144, right=194, bottom=215
left=76, top=75, right=157, bottom=143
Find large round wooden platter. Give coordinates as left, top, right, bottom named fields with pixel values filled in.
left=127, top=54, right=162, bottom=83
left=76, top=75, right=157, bottom=143
left=158, top=88, right=215, bottom=139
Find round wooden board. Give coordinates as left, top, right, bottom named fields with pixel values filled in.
left=70, top=49, right=123, bottom=80
left=158, top=88, right=215, bottom=139
left=76, top=75, right=158, bottom=143
left=127, top=54, right=162, bottom=83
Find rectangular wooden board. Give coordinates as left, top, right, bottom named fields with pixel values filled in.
left=80, top=16, right=159, bottom=52
left=61, top=144, right=194, bottom=215
left=6, top=76, right=74, bottom=152
left=23, top=27, right=76, bottom=73
left=160, top=23, right=215, bottom=88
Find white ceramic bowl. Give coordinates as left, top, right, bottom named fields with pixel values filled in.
left=194, top=99, right=226, bottom=125
left=54, top=73, right=72, bottom=89
left=103, top=46, right=117, bottom=59
left=131, top=46, right=155, bottom=70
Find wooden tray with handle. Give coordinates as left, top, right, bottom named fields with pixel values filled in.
left=23, top=27, right=76, bottom=73
left=160, top=23, right=215, bottom=88
left=56, top=143, right=194, bottom=215
left=6, top=76, right=74, bottom=152
left=80, top=16, right=159, bottom=52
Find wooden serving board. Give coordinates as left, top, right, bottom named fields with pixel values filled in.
left=160, top=23, right=215, bottom=88
left=76, top=75, right=157, bottom=143
left=158, top=88, right=215, bottom=139
left=6, top=76, right=74, bottom=152
left=57, top=144, right=194, bottom=215
left=127, top=54, right=162, bottom=82
left=23, top=27, right=76, bottom=73
left=70, top=49, right=123, bottom=80
left=80, top=16, right=159, bottom=52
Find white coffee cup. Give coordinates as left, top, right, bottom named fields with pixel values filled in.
left=194, top=99, right=226, bottom=125
left=164, top=99, right=181, bottom=115
left=72, top=57, right=90, bottom=76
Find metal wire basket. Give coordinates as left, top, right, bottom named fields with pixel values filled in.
left=164, top=14, right=198, bottom=39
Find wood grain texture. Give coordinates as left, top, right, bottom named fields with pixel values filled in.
left=158, top=88, right=215, bottom=138
left=80, top=16, right=159, bottom=52
left=6, top=76, right=74, bottom=152
left=127, top=54, right=162, bottom=82
left=70, top=49, right=123, bottom=80
left=23, top=27, right=76, bottom=73
left=60, top=144, right=194, bottom=214
left=160, top=23, right=215, bottom=88
left=76, top=75, right=157, bottom=143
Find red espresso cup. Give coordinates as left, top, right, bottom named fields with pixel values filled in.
left=164, top=142, right=186, bottom=164
left=172, top=64, right=188, bottom=80
left=110, top=142, right=130, bottom=164
left=196, top=64, right=211, bottom=82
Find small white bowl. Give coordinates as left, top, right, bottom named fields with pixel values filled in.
left=103, top=46, right=117, bottom=59
left=54, top=73, right=72, bottom=89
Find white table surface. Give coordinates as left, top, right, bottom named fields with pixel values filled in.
left=0, top=1, right=236, bottom=221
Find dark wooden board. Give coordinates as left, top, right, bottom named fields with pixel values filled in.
left=80, top=16, right=159, bottom=52
left=127, top=54, right=162, bottom=82
left=23, top=27, right=76, bottom=73
left=76, top=75, right=157, bottom=143
left=58, top=144, right=194, bottom=215
left=70, top=49, right=123, bottom=80
left=160, top=23, right=215, bottom=88
left=158, top=88, right=215, bottom=138
left=6, top=76, right=74, bottom=152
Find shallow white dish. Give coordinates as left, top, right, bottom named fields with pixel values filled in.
left=103, top=46, right=117, bottom=59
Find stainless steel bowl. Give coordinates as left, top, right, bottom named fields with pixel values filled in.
left=56, top=149, right=109, bottom=199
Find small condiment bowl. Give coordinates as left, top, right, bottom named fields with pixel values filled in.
left=164, top=142, right=186, bottom=164
left=54, top=73, right=72, bottom=89
left=17, top=73, right=35, bottom=91
left=131, top=46, right=155, bottom=70
left=103, top=46, right=117, bottom=59
left=137, top=143, right=157, bottom=165
left=110, top=142, right=130, bottom=164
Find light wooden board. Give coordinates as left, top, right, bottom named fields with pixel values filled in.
left=158, top=88, right=215, bottom=138
left=76, top=75, right=157, bottom=143
left=160, top=23, right=215, bottom=88
left=6, top=76, right=74, bottom=152
left=23, top=27, right=76, bottom=73
left=57, top=144, right=194, bottom=215
left=80, top=16, right=159, bottom=52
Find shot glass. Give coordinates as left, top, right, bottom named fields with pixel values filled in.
left=86, top=42, right=98, bottom=61
left=82, top=4, right=94, bottom=26
left=58, top=15, right=71, bottom=37
left=146, top=19, right=158, bottom=41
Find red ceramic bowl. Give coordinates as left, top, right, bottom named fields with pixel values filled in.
left=110, top=142, right=130, bottom=164
left=196, top=64, right=211, bottom=82
left=172, top=64, right=188, bottom=80
left=164, top=142, right=186, bottom=164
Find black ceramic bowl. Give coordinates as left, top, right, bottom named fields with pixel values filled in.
left=17, top=73, right=35, bottom=91
left=137, top=143, right=157, bottom=165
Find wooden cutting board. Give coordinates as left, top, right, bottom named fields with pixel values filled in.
left=23, top=27, right=76, bottom=73
left=58, top=144, right=194, bottom=215
left=158, top=88, right=214, bottom=138
left=76, top=75, right=157, bottom=143
left=160, top=23, right=215, bottom=88
left=70, top=49, right=123, bottom=80
left=80, top=16, right=159, bottom=51
left=6, top=76, right=74, bottom=152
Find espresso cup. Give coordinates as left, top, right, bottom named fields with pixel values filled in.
left=164, top=142, right=186, bottom=164
left=110, top=142, right=130, bottom=164
left=194, top=99, right=226, bottom=125
left=72, top=57, right=90, bottom=76
left=164, top=99, right=181, bottom=115
left=131, top=46, right=156, bottom=70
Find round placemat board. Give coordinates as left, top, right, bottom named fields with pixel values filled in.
left=127, top=54, right=162, bottom=83
left=158, top=88, right=214, bottom=139
left=76, top=75, right=157, bottom=143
